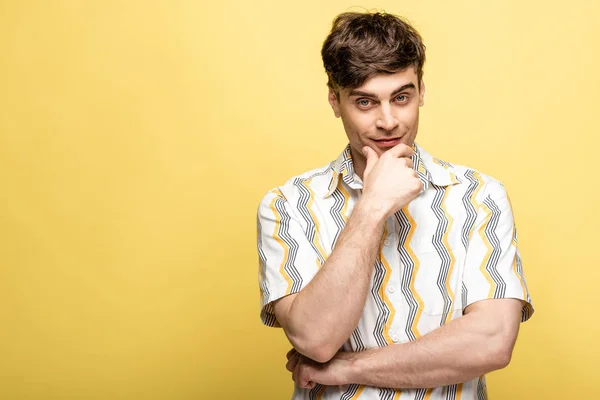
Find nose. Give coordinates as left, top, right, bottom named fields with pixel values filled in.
left=375, top=105, right=398, bottom=131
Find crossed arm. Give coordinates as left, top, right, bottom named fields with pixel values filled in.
left=283, top=297, right=523, bottom=389
left=272, top=196, right=524, bottom=389
left=272, top=201, right=388, bottom=363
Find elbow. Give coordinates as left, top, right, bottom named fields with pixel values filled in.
left=304, top=346, right=337, bottom=364
left=483, top=337, right=514, bottom=371
left=288, top=335, right=338, bottom=363
left=484, top=348, right=511, bottom=371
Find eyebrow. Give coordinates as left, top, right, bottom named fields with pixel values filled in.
left=348, top=83, right=417, bottom=99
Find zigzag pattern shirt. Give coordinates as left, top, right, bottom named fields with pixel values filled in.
left=257, top=143, right=534, bottom=400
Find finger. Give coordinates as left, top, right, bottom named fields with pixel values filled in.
left=286, top=352, right=300, bottom=372
left=292, top=361, right=298, bottom=382
left=298, top=364, right=314, bottom=389
left=362, top=146, right=379, bottom=180
left=385, top=142, right=414, bottom=159
left=292, top=356, right=304, bottom=383
left=415, top=177, right=425, bottom=193
left=286, top=348, right=296, bottom=360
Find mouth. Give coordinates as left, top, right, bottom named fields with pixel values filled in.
left=372, top=137, right=402, bottom=148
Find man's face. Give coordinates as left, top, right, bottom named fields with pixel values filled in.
left=328, top=67, right=425, bottom=175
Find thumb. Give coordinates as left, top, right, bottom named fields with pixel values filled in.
left=362, top=146, right=378, bottom=181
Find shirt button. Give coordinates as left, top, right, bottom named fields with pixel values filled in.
left=391, top=334, right=399, bottom=343
left=384, top=239, right=392, bottom=246
left=388, top=286, right=396, bottom=293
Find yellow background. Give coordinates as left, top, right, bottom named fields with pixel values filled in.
left=1, top=0, right=598, bottom=398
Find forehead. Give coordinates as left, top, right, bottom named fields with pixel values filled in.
left=343, top=67, right=419, bottom=97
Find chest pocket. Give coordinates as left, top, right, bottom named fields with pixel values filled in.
left=411, top=245, right=463, bottom=319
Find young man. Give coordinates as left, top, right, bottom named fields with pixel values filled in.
left=257, top=11, right=533, bottom=399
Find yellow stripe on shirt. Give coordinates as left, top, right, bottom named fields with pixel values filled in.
left=301, top=178, right=328, bottom=268
left=350, top=385, right=366, bottom=399
left=477, top=201, right=497, bottom=298
left=379, top=225, right=396, bottom=344
left=456, top=383, right=463, bottom=399
left=338, top=181, right=351, bottom=223
left=440, top=186, right=457, bottom=324
left=405, top=209, right=424, bottom=339
left=269, top=193, right=293, bottom=295
left=316, top=385, right=326, bottom=399
left=467, top=172, right=485, bottom=244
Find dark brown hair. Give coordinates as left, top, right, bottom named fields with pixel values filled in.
left=321, top=11, right=426, bottom=91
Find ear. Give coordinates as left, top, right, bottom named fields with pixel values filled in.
left=418, top=80, right=426, bottom=107
left=328, top=88, right=341, bottom=118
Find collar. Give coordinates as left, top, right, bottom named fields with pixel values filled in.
left=322, top=142, right=461, bottom=198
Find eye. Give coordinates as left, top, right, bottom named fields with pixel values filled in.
left=395, top=95, right=408, bottom=103
left=357, top=99, right=372, bottom=107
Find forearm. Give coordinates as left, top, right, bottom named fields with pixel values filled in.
left=283, top=200, right=386, bottom=361
left=346, top=311, right=515, bottom=388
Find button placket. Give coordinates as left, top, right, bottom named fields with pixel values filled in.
left=385, top=217, right=403, bottom=344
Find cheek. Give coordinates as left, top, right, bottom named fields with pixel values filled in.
left=399, top=107, right=419, bottom=128
left=351, top=112, right=377, bottom=133
left=341, top=110, right=372, bottom=135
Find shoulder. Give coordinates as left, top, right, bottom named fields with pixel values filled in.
left=257, top=162, right=334, bottom=211
left=449, top=163, right=511, bottom=205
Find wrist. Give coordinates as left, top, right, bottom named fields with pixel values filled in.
left=354, top=195, right=390, bottom=225
left=340, top=351, right=363, bottom=386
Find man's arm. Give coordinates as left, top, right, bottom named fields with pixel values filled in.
left=273, top=201, right=385, bottom=363
left=289, top=298, right=522, bottom=389
left=272, top=144, right=422, bottom=363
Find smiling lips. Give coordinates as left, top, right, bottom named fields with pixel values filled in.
left=372, top=137, right=402, bottom=148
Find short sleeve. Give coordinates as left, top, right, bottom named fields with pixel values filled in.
left=257, top=188, right=321, bottom=327
left=462, top=179, right=534, bottom=322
